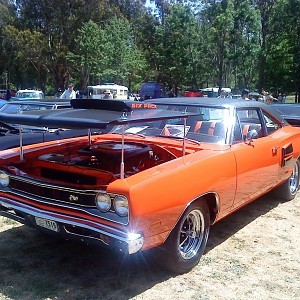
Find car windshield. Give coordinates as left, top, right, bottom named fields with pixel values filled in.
left=16, top=91, right=43, bottom=99
left=111, top=105, right=230, bottom=144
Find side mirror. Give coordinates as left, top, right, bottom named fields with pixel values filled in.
left=246, top=129, right=258, bottom=143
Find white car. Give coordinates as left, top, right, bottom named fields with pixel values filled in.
left=15, top=89, right=44, bottom=100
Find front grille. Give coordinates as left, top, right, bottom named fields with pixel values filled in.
left=9, top=176, right=97, bottom=207
left=41, top=168, right=97, bottom=185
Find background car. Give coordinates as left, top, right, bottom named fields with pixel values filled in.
left=0, top=99, right=7, bottom=109
left=0, top=100, right=93, bottom=150
left=272, top=103, right=300, bottom=126
left=0, top=99, right=70, bottom=114
left=11, top=89, right=44, bottom=101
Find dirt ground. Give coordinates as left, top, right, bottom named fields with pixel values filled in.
left=0, top=192, right=299, bottom=300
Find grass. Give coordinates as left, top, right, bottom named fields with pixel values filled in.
left=286, top=95, right=298, bottom=103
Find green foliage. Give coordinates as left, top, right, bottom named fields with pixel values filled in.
left=153, top=4, right=207, bottom=91
left=67, top=17, right=147, bottom=90
left=0, top=0, right=299, bottom=95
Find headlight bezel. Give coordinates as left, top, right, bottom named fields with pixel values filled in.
left=113, top=195, right=129, bottom=217
left=95, top=192, right=112, bottom=212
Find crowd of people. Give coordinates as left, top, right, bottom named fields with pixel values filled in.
left=238, top=89, right=286, bottom=104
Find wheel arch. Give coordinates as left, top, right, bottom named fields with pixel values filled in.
left=162, top=191, right=220, bottom=244
left=193, top=192, right=220, bottom=224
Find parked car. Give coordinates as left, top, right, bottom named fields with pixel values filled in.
left=0, top=99, right=7, bottom=109
left=184, top=90, right=205, bottom=97
left=0, top=100, right=92, bottom=150
left=272, top=103, right=300, bottom=126
left=12, top=89, right=44, bottom=100
left=139, top=82, right=165, bottom=100
left=0, top=98, right=299, bottom=274
left=0, top=99, right=71, bottom=114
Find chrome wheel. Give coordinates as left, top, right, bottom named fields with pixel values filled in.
left=289, top=161, right=300, bottom=195
left=275, top=159, right=300, bottom=201
left=155, top=201, right=210, bottom=274
left=179, top=209, right=206, bottom=260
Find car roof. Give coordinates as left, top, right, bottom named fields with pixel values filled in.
left=144, top=96, right=260, bottom=107
left=17, top=89, right=43, bottom=93
left=145, top=97, right=286, bottom=123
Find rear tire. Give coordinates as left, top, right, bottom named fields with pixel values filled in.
left=275, top=160, right=300, bottom=201
left=155, top=201, right=210, bottom=274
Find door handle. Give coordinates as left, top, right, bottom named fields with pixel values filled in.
left=272, top=146, right=280, bottom=155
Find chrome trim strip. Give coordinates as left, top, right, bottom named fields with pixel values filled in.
left=64, top=226, right=110, bottom=245
left=19, top=125, right=24, bottom=161
left=6, top=174, right=129, bottom=225
left=2, top=190, right=129, bottom=226
left=0, top=197, right=130, bottom=242
left=183, top=117, right=186, bottom=155
left=9, top=175, right=101, bottom=194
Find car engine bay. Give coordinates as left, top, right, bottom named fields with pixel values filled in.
left=6, top=140, right=179, bottom=188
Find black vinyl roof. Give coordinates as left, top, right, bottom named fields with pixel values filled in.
left=145, top=97, right=287, bottom=122
left=0, top=99, right=199, bottom=129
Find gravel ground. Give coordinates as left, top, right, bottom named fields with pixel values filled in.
left=0, top=192, right=299, bottom=300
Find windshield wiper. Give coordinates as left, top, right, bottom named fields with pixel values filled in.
left=124, top=132, right=146, bottom=138
left=156, top=135, right=201, bottom=145
left=110, top=131, right=146, bottom=138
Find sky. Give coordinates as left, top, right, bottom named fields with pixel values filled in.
left=145, top=0, right=155, bottom=9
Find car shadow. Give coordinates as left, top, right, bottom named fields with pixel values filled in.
left=0, top=194, right=285, bottom=299
left=205, top=194, right=284, bottom=252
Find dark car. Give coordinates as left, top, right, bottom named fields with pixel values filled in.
left=0, top=99, right=71, bottom=114
left=139, top=82, right=165, bottom=101
left=272, top=103, right=300, bottom=126
left=0, top=100, right=93, bottom=150
left=0, top=99, right=7, bottom=109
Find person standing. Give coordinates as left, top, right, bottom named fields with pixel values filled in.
left=265, top=95, right=274, bottom=104
left=5, top=83, right=12, bottom=100
left=241, top=89, right=250, bottom=100
left=102, top=90, right=113, bottom=100
left=60, top=83, right=76, bottom=99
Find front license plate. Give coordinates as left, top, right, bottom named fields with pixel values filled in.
left=35, top=217, right=59, bottom=232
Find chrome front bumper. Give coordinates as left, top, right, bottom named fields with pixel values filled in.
left=0, top=197, right=144, bottom=254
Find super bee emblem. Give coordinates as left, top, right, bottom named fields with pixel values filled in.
left=69, top=195, right=79, bottom=202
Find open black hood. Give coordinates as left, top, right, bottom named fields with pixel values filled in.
left=0, top=99, right=199, bottom=129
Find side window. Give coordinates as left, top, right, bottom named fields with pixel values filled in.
left=262, top=111, right=281, bottom=135
left=233, top=116, right=243, bottom=143
left=236, top=109, right=262, bottom=141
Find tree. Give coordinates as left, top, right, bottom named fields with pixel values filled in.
left=199, top=0, right=235, bottom=91
left=230, top=0, right=260, bottom=91
left=153, top=4, right=207, bottom=92
left=67, top=21, right=106, bottom=90
left=254, top=0, right=277, bottom=93
left=68, top=17, right=147, bottom=91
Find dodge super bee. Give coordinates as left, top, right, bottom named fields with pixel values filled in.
left=0, top=98, right=299, bottom=273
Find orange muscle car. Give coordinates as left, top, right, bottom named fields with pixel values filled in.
left=0, top=98, right=299, bottom=274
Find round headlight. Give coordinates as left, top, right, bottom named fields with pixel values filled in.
left=95, top=193, right=111, bottom=212
left=113, top=195, right=128, bottom=217
left=0, top=172, right=9, bottom=188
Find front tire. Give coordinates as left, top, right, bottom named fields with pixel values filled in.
left=156, top=201, right=210, bottom=274
left=275, top=159, right=300, bottom=201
